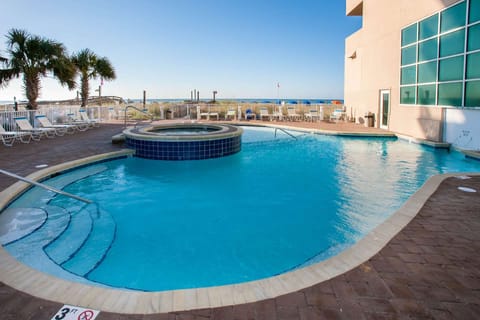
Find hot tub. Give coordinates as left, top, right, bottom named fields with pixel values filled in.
left=123, top=123, right=242, bottom=160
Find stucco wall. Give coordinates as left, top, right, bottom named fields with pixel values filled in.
left=344, top=0, right=461, bottom=141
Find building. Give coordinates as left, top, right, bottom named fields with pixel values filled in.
left=344, top=0, right=480, bottom=150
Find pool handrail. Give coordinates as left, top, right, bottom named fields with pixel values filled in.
left=124, top=105, right=155, bottom=128
left=0, top=169, right=93, bottom=204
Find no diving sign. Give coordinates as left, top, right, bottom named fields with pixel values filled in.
left=51, top=305, right=100, bottom=320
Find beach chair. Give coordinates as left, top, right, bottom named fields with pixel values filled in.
left=304, top=109, right=320, bottom=122
left=273, top=106, right=283, bottom=121
left=245, top=109, right=256, bottom=120
left=14, top=117, right=56, bottom=140
left=259, top=107, right=273, bottom=121
left=0, top=124, right=32, bottom=146
left=286, top=107, right=301, bottom=121
left=79, top=109, right=100, bottom=127
left=35, top=115, right=76, bottom=136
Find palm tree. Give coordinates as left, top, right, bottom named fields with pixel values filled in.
left=0, top=29, right=76, bottom=109
left=71, top=49, right=116, bottom=107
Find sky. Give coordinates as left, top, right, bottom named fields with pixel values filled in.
left=0, top=0, right=361, bottom=101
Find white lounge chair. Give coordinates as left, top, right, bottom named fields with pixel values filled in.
left=259, top=107, right=273, bottom=121
left=330, top=109, right=346, bottom=122
left=225, top=109, right=236, bottom=120
left=67, top=113, right=93, bottom=130
left=35, top=115, right=76, bottom=136
left=286, top=107, right=301, bottom=121
left=14, top=117, right=56, bottom=140
left=0, top=124, right=32, bottom=146
left=79, top=109, right=100, bottom=127
left=304, top=109, right=320, bottom=122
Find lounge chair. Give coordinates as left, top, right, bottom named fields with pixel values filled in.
left=67, top=113, right=93, bottom=130
left=14, top=117, right=56, bottom=140
left=0, top=124, right=32, bottom=146
left=79, top=109, right=100, bottom=127
left=286, top=107, right=301, bottom=121
left=245, top=109, right=256, bottom=120
left=225, top=109, right=236, bottom=120
left=35, top=115, right=76, bottom=136
left=304, top=109, right=320, bottom=122
left=273, top=106, right=283, bottom=121
left=330, top=109, right=346, bottom=122
left=259, top=107, right=273, bottom=121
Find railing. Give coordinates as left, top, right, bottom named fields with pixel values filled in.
left=274, top=128, right=298, bottom=140
left=123, top=105, right=154, bottom=128
left=0, top=169, right=93, bottom=204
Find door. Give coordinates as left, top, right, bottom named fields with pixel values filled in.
left=380, top=90, right=390, bottom=129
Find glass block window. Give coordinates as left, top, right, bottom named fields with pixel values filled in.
left=465, top=81, right=480, bottom=106
left=400, top=0, right=480, bottom=107
left=441, top=1, right=466, bottom=33
left=439, top=28, right=465, bottom=57
left=467, top=24, right=480, bottom=52
left=420, top=15, right=439, bottom=40
left=439, top=56, right=464, bottom=81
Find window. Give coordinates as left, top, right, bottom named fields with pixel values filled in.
left=400, top=86, right=416, bottom=104
left=401, top=66, right=416, bottom=85
left=418, top=85, right=436, bottom=105
left=418, top=61, right=437, bottom=83
left=440, top=29, right=465, bottom=57
left=439, top=56, right=464, bottom=81
left=438, top=83, right=463, bottom=106
left=467, top=24, right=480, bottom=52
left=402, top=24, right=417, bottom=46
left=400, top=0, right=480, bottom=107
left=441, top=1, right=466, bottom=33
left=469, top=0, right=480, bottom=23
left=419, top=15, right=438, bottom=40
left=465, top=81, right=480, bottom=106
left=419, top=38, right=438, bottom=61
left=401, top=45, right=417, bottom=65
left=466, top=52, right=480, bottom=79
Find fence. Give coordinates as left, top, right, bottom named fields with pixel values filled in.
left=0, top=102, right=347, bottom=130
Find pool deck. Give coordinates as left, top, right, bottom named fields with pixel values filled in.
left=0, top=121, right=479, bottom=319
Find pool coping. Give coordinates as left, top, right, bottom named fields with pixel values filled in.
left=0, top=149, right=478, bottom=314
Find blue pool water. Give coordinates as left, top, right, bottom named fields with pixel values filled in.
left=2, top=126, right=479, bottom=291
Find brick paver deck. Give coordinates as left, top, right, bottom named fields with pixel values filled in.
left=0, top=122, right=479, bottom=319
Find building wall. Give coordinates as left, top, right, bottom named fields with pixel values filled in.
left=344, top=0, right=462, bottom=142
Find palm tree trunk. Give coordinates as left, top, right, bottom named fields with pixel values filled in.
left=80, top=74, right=89, bottom=107
left=24, top=73, right=40, bottom=110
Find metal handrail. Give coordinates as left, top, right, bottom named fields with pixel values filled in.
left=0, top=169, right=93, bottom=204
left=274, top=128, right=298, bottom=140
left=123, top=105, right=154, bottom=128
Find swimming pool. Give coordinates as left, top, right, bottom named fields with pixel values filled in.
left=1, top=126, right=479, bottom=292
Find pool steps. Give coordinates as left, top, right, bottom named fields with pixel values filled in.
left=61, top=208, right=116, bottom=276
left=45, top=206, right=93, bottom=264
left=2, top=164, right=117, bottom=282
